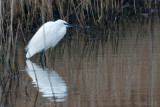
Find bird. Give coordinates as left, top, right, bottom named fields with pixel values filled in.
left=25, top=19, right=78, bottom=58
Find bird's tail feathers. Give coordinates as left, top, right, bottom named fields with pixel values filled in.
left=26, top=52, right=31, bottom=58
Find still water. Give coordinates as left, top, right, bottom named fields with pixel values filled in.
left=0, top=15, right=160, bottom=107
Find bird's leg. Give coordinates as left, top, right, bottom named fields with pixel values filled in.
left=40, top=50, right=47, bottom=68
left=40, top=50, right=44, bottom=64
left=44, top=53, right=47, bottom=67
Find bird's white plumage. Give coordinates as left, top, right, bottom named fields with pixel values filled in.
left=25, top=19, right=68, bottom=58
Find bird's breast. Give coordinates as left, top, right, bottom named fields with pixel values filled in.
left=57, top=27, right=66, bottom=38
left=48, top=27, right=66, bottom=48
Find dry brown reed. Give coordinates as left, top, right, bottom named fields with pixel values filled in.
left=0, top=0, right=159, bottom=40
left=0, top=0, right=159, bottom=74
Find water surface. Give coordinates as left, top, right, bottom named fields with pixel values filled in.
left=0, top=15, right=160, bottom=107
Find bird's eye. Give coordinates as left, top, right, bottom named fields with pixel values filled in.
left=64, top=23, right=68, bottom=25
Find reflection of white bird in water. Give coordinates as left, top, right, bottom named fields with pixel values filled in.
left=25, top=60, right=67, bottom=102
left=25, top=19, right=78, bottom=58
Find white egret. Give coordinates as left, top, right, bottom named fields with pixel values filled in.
left=25, top=19, right=78, bottom=58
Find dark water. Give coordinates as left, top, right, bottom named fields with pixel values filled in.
left=1, top=15, right=160, bottom=107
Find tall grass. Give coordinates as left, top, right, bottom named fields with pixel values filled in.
left=0, top=0, right=159, bottom=74
left=1, top=0, right=159, bottom=39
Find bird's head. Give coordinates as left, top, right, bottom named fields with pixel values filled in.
left=55, top=19, right=79, bottom=28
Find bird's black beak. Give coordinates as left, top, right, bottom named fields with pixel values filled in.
left=65, top=23, right=80, bottom=28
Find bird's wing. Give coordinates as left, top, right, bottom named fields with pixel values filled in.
left=26, top=22, right=55, bottom=58
left=26, top=21, right=66, bottom=58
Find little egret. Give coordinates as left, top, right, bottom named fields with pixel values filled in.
left=25, top=19, right=78, bottom=58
